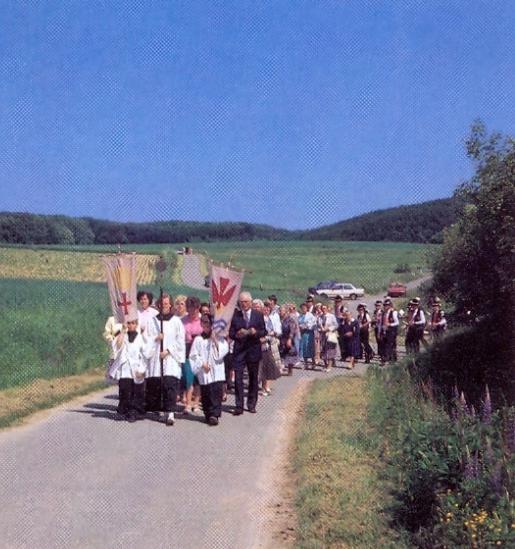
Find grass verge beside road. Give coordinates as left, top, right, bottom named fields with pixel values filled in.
left=293, top=375, right=407, bottom=548
left=0, top=368, right=106, bottom=429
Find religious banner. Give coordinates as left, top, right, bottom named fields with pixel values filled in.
left=103, top=253, right=138, bottom=323
left=209, top=262, right=244, bottom=336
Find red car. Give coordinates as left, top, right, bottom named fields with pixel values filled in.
left=387, top=282, right=407, bottom=297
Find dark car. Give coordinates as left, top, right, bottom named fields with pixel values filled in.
left=308, top=280, right=338, bottom=295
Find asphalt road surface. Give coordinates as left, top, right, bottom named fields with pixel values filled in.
left=0, top=366, right=362, bottom=549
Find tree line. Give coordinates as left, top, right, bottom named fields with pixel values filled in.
left=0, top=198, right=460, bottom=246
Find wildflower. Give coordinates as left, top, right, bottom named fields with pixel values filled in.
left=460, top=391, right=468, bottom=416
left=481, top=385, right=492, bottom=424
left=505, top=418, right=515, bottom=454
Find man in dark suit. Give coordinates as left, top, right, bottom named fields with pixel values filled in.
left=229, top=291, right=266, bottom=415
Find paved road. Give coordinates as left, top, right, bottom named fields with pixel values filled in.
left=181, top=254, right=207, bottom=291
left=0, top=259, right=427, bottom=548
left=0, top=365, right=363, bottom=549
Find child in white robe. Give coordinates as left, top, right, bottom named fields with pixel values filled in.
left=111, top=319, right=154, bottom=422
left=189, top=314, right=229, bottom=426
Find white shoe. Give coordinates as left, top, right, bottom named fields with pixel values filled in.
left=166, top=412, right=175, bottom=426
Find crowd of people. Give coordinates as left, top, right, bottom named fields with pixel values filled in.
left=103, top=290, right=446, bottom=425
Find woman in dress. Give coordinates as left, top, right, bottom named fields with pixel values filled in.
left=340, top=310, right=361, bottom=369
left=260, top=302, right=282, bottom=395
left=298, top=302, right=316, bottom=369
left=279, top=305, right=297, bottom=375
left=318, top=303, right=339, bottom=372
left=181, top=296, right=203, bottom=414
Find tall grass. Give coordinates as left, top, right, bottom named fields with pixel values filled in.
left=293, top=376, right=408, bottom=548
left=0, top=278, right=207, bottom=390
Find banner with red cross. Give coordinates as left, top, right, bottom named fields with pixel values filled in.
left=103, top=253, right=138, bottom=324
left=209, top=263, right=244, bottom=336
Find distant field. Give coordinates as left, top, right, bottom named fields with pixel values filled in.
left=1, top=240, right=435, bottom=299
left=0, top=248, right=159, bottom=284
left=189, top=240, right=435, bottom=299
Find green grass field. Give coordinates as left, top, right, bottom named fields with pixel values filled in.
left=1, top=240, right=432, bottom=392
left=0, top=277, right=207, bottom=391
left=191, top=240, right=434, bottom=299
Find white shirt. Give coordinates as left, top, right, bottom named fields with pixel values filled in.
left=189, top=335, right=229, bottom=385
left=147, top=315, right=186, bottom=379
left=109, top=333, right=154, bottom=383
left=266, top=311, right=282, bottom=337
left=138, top=307, right=159, bottom=336
left=385, top=309, right=399, bottom=328
left=412, top=308, right=426, bottom=326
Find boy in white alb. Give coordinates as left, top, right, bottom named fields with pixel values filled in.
left=111, top=319, right=154, bottom=422
left=189, top=315, right=229, bottom=426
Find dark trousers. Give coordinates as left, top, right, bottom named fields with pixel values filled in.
left=200, top=381, right=224, bottom=420
left=375, top=328, right=385, bottom=360
left=359, top=330, right=374, bottom=362
left=118, top=379, right=145, bottom=416
left=405, top=326, right=419, bottom=354
left=337, top=329, right=346, bottom=360
left=224, top=353, right=234, bottom=389
left=234, top=360, right=259, bottom=411
left=385, top=327, right=398, bottom=362
left=145, top=376, right=180, bottom=413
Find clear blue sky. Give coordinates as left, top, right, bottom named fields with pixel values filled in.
left=1, top=1, right=513, bottom=229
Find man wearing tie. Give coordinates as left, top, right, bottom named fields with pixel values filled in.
left=229, top=291, right=266, bottom=415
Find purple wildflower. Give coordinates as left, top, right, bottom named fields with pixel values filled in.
left=505, top=418, right=515, bottom=454
left=463, top=447, right=480, bottom=480
left=460, top=391, right=468, bottom=416
left=481, top=385, right=492, bottom=424
left=468, top=405, right=476, bottom=418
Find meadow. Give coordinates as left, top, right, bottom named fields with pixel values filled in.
left=0, top=277, right=206, bottom=392
left=0, top=240, right=432, bottom=396
left=192, top=240, right=434, bottom=298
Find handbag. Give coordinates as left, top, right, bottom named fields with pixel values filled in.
left=327, top=331, right=338, bottom=344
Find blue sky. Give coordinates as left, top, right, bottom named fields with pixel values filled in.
left=0, top=1, right=513, bottom=229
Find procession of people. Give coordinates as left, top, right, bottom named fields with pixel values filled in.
left=104, top=287, right=446, bottom=425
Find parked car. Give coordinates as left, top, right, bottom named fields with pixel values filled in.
left=308, top=280, right=338, bottom=295
left=312, top=282, right=365, bottom=300
left=387, top=282, right=407, bottom=297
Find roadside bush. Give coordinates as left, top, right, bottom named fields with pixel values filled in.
left=394, top=263, right=411, bottom=273
left=411, top=322, right=514, bottom=410
left=367, top=363, right=515, bottom=547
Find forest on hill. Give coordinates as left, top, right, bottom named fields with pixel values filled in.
left=299, top=197, right=461, bottom=243
left=0, top=196, right=460, bottom=245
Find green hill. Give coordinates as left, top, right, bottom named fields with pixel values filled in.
left=0, top=197, right=460, bottom=245
left=299, top=197, right=461, bottom=243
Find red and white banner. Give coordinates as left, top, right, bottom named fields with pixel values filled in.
left=103, top=253, right=138, bottom=324
left=209, top=263, right=244, bottom=336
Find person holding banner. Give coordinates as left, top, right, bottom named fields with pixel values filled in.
left=111, top=318, right=154, bottom=422
left=229, top=291, right=266, bottom=415
left=189, top=314, right=229, bottom=425
left=146, top=293, right=186, bottom=426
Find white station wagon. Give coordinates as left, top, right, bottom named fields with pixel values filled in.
left=313, top=283, right=365, bottom=300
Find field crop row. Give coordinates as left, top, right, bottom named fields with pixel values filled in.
left=0, top=248, right=158, bottom=284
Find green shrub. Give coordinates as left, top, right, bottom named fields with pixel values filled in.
left=366, top=363, right=515, bottom=547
